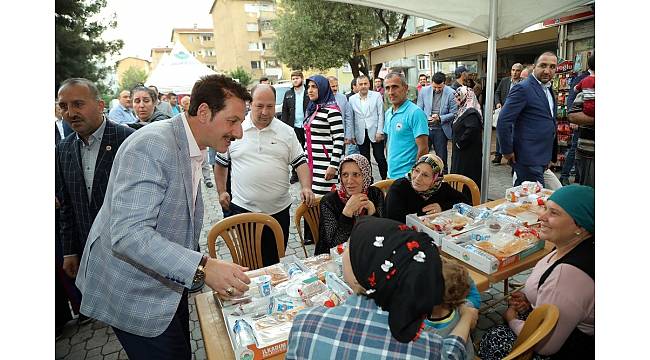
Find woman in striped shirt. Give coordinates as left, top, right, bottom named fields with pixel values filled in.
left=304, top=75, right=345, bottom=195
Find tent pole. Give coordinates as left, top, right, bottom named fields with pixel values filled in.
left=481, top=0, right=498, bottom=203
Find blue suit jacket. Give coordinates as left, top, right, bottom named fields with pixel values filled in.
left=496, top=74, right=557, bottom=166
left=56, top=120, right=134, bottom=256
left=416, top=85, right=458, bottom=139
left=76, top=115, right=205, bottom=337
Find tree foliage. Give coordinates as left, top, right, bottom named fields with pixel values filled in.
left=119, top=66, right=148, bottom=92
left=228, top=66, right=253, bottom=87
left=274, top=0, right=409, bottom=78
left=55, top=0, right=123, bottom=95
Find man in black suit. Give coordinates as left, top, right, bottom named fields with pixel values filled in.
left=492, top=63, right=523, bottom=164
left=281, top=70, right=309, bottom=184
left=56, top=78, right=134, bottom=323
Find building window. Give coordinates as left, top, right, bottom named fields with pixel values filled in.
left=246, top=23, right=259, bottom=32
left=260, top=20, right=273, bottom=31
left=205, top=48, right=215, bottom=57
left=202, top=35, right=213, bottom=41
left=245, top=4, right=258, bottom=13
left=189, top=36, right=194, bottom=43
left=251, top=61, right=261, bottom=69
left=259, top=3, right=274, bottom=12
left=207, top=65, right=215, bottom=70
left=265, top=59, right=278, bottom=68
left=417, top=55, right=430, bottom=71
left=248, top=42, right=260, bottom=51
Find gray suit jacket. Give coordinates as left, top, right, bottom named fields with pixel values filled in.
left=416, top=85, right=458, bottom=139
left=76, top=115, right=204, bottom=337
left=345, top=90, right=384, bottom=145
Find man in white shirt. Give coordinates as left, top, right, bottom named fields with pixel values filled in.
left=346, top=75, right=388, bottom=180
left=216, top=84, right=315, bottom=265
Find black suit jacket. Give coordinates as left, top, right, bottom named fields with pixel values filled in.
left=281, top=86, right=309, bottom=127
left=56, top=120, right=134, bottom=256
left=494, top=76, right=513, bottom=106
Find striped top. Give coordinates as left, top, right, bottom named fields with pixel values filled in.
left=306, top=107, right=345, bottom=195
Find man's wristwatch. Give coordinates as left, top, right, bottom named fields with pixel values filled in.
left=193, top=255, right=209, bottom=286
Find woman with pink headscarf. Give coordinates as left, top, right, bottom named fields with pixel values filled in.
left=451, top=86, right=483, bottom=199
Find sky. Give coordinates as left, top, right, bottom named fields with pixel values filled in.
left=98, top=0, right=215, bottom=61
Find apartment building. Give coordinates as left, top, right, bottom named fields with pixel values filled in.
left=170, top=26, right=219, bottom=71
left=150, top=47, right=172, bottom=71
left=209, top=0, right=284, bottom=81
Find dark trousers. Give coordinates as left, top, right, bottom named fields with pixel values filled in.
left=495, top=136, right=501, bottom=156
left=560, top=131, right=580, bottom=181
left=358, top=130, right=388, bottom=180
left=512, top=163, right=545, bottom=187
left=429, top=127, right=449, bottom=173
left=228, top=203, right=290, bottom=266
left=293, top=127, right=305, bottom=148
left=113, top=290, right=191, bottom=360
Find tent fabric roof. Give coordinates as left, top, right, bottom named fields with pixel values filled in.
left=331, top=0, right=589, bottom=39
left=145, top=42, right=217, bottom=94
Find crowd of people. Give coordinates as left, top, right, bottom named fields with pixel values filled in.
left=55, top=49, right=595, bottom=359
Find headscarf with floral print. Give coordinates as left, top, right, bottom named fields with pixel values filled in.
left=407, top=154, right=445, bottom=200
left=453, top=85, right=482, bottom=124
left=349, top=216, right=444, bottom=343
left=333, top=154, right=373, bottom=205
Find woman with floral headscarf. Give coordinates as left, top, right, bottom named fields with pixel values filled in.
left=287, top=217, right=479, bottom=359
left=315, top=154, right=384, bottom=255
left=304, top=75, right=346, bottom=195
left=385, top=154, right=469, bottom=224
left=451, top=85, right=483, bottom=199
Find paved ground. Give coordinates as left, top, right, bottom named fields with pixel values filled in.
left=55, top=130, right=562, bottom=359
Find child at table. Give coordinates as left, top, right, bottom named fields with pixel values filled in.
left=423, top=259, right=479, bottom=358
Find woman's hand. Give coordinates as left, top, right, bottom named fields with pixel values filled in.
left=361, top=199, right=376, bottom=216
left=503, top=306, right=518, bottom=322
left=508, top=291, right=531, bottom=313
left=342, top=194, right=368, bottom=217
left=422, top=203, right=442, bottom=215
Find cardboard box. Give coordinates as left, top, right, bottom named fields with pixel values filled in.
left=441, top=230, right=545, bottom=274
left=406, top=212, right=482, bottom=246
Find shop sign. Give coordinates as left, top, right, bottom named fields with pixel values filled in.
left=543, top=11, right=594, bottom=27
left=556, top=60, right=574, bottom=73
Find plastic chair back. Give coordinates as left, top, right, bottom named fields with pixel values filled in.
left=443, top=174, right=481, bottom=206
left=294, top=196, right=322, bottom=256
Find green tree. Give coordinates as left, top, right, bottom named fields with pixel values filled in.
left=274, top=0, right=409, bottom=78
left=55, top=0, right=123, bottom=95
left=228, top=66, right=253, bottom=88
left=119, top=66, right=148, bottom=92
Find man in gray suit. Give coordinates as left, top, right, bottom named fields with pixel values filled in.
left=346, top=75, right=388, bottom=179
left=416, top=71, right=458, bottom=173
left=75, top=75, right=252, bottom=359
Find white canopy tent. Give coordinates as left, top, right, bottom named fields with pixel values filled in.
left=145, top=42, right=218, bottom=95
left=331, top=0, right=591, bottom=202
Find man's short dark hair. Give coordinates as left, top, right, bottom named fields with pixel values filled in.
left=432, top=72, right=446, bottom=85
left=167, top=92, right=177, bottom=97
left=290, top=70, right=303, bottom=78
left=188, top=74, right=252, bottom=117
left=350, top=78, right=357, bottom=87
left=259, top=76, right=269, bottom=82
left=419, top=74, right=428, bottom=80
left=58, top=78, right=101, bottom=100
left=587, top=55, right=595, bottom=71
left=130, top=86, right=157, bottom=103
left=250, top=83, right=276, bottom=99
left=534, top=51, right=558, bottom=65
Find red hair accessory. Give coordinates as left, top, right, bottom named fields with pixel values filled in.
left=406, top=241, right=420, bottom=251
left=368, top=272, right=376, bottom=287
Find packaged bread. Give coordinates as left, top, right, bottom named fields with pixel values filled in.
left=246, top=263, right=289, bottom=285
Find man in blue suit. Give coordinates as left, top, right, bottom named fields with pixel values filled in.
left=497, top=51, right=558, bottom=186
left=417, top=71, right=458, bottom=173
left=76, top=75, right=253, bottom=359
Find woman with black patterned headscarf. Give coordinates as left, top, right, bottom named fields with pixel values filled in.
left=385, top=153, right=470, bottom=223
left=315, top=154, right=384, bottom=255
left=287, top=216, right=478, bottom=359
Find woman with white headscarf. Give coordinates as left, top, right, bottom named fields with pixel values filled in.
left=451, top=86, right=483, bottom=199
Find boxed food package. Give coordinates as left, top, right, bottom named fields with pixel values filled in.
left=406, top=206, right=490, bottom=246
left=505, top=181, right=554, bottom=203
left=217, top=256, right=353, bottom=359
left=441, top=225, right=545, bottom=274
